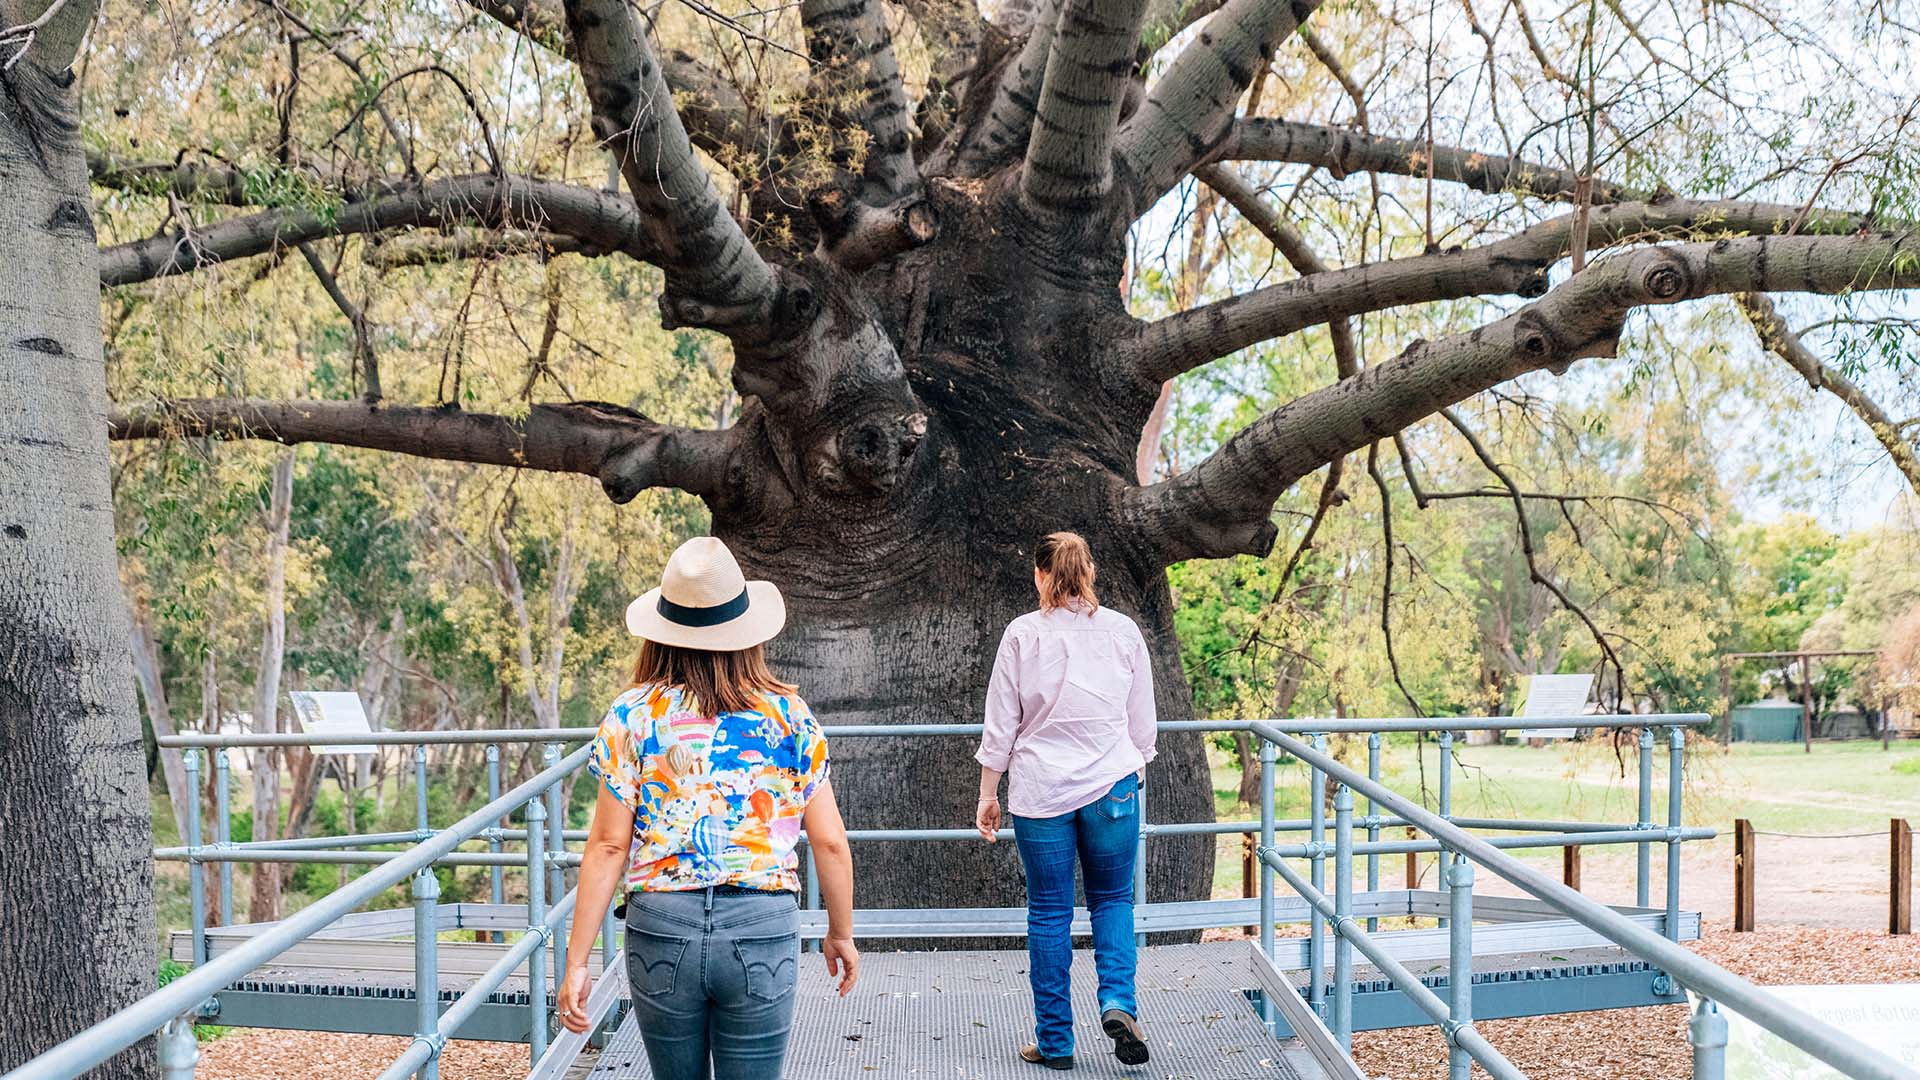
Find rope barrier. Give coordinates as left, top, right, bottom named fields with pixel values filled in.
left=1751, top=829, right=1888, bottom=839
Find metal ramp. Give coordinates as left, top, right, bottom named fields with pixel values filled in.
left=572, top=942, right=1320, bottom=1080
left=15, top=714, right=1918, bottom=1080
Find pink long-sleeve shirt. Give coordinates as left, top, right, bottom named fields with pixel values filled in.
left=975, top=602, right=1158, bottom=818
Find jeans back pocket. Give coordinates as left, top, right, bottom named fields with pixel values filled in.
left=627, top=927, right=689, bottom=999
left=1097, top=774, right=1139, bottom=820
left=734, top=931, right=799, bottom=1003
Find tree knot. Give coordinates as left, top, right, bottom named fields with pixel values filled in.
left=1638, top=249, right=1694, bottom=301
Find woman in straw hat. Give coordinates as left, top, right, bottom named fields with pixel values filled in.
left=558, top=536, right=859, bottom=1078
left=973, top=532, right=1157, bottom=1070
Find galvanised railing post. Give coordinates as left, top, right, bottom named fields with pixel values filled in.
left=414, top=745, right=431, bottom=835
left=804, top=844, right=821, bottom=954
left=1446, top=855, right=1475, bottom=1080
left=157, top=1015, right=200, bottom=1080
left=1134, top=777, right=1148, bottom=948
left=1638, top=726, right=1655, bottom=907
left=603, top=898, right=619, bottom=975
left=1308, top=733, right=1327, bottom=1016
left=485, top=745, right=504, bottom=909
left=184, top=749, right=206, bottom=968
left=525, top=796, right=550, bottom=1065
left=1667, top=726, right=1685, bottom=940
left=1437, top=730, right=1454, bottom=928
left=1365, top=733, right=1381, bottom=933
left=213, top=749, right=233, bottom=928
left=411, top=867, right=443, bottom=1080
left=1259, top=741, right=1276, bottom=962
left=1332, top=784, right=1354, bottom=1049
left=1690, top=997, right=1728, bottom=1080
left=543, top=743, right=567, bottom=983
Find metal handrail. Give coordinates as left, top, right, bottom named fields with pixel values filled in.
left=12, top=712, right=1726, bottom=1080
left=153, top=712, right=1709, bottom=748
left=1251, top=721, right=1920, bottom=1080
left=3, top=743, right=593, bottom=1080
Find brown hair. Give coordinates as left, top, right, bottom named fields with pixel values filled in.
left=1035, top=531, right=1098, bottom=613
left=630, top=640, right=796, bottom=717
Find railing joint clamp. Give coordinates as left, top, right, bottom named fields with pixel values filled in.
left=526, top=923, right=555, bottom=944
left=1441, top=1019, right=1471, bottom=1046
left=410, top=1031, right=449, bottom=1061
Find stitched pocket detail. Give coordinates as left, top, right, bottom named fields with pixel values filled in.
left=626, top=927, right=688, bottom=998
left=734, top=931, right=799, bottom=1003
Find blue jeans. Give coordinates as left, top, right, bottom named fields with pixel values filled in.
left=624, top=887, right=801, bottom=1080
left=1012, top=773, right=1141, bottom=1059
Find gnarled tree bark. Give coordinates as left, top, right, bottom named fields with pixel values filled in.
left=1, top=0, right=157, bottom=1072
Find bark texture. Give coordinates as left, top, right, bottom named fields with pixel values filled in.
left=1, top=1, right=158, bottom=1069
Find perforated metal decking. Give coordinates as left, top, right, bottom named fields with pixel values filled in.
left=577, top=942, right=1320, bottom=1079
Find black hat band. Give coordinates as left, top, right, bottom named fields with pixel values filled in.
left=657, top=587, right=751, bottom=627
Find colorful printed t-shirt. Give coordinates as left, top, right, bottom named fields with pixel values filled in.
left=589, top=682, right=829, bottom=893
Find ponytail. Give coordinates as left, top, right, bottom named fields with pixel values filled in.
left=1035, top=532, right=1098, bottom=613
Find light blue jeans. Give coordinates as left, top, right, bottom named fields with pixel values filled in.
left=624, top=887, right=801, bottom=1080
left=1012, top=773, right=1141, bottom=1059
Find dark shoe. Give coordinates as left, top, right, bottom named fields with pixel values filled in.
left=1019, top=1044, right=1074, bottom=1070
left=1102, top=1009, right=1150, bottom=1065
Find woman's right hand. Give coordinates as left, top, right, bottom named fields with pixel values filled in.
left=557, top=963, right=593, bottom=1033
left=823, top=935, right=861, bottom=996
left=975, top=796, right=1001, bottom=842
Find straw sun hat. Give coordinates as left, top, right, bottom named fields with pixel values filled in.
left=625, top=537, right=787, bottom=650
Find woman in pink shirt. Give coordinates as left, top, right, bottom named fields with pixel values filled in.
left=973, top=532, right=1157, bottom=1070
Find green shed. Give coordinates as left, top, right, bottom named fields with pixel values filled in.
left=1730, top=700, right=1803, bottom=742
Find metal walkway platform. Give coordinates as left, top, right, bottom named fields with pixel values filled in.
left=573, top=942, right=1322, bottom=1079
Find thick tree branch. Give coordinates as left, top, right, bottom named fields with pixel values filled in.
left=361, top=227, right=588, bottom=268
left=1195, top=162, right=1359, bottom=377
left=801, top=0, right=921, bottom=201
left=562, top=0, right=782, bottom=333
left=1119, top=230, right=1920, bottom=563
left=109, top=398, right=733, bottom=504
left=1738, top=292, right=1920, bottom=498
left=1212, top=119, right=1640, bottom=203
left=98, top=173, right=655, bottom=286
left=1019, top=0, right=1151, bottom=215
left=1115, top=0, right=1322, bottom=208
left=1124, top=197, right=1876, bottom=383
left=948, top=0, right=1062, bottom=176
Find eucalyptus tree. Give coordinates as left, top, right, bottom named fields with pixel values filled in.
left=2, top=0, right=155, bottom=1071
left=90, top=0, right=1920, bottom=921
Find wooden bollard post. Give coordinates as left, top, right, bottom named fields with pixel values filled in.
left=1241, top=833, right=1257, bottom=936
left=1734, top=818, right=1756, bottom=932
left=1894, top=818, right=1913, bottom=936
left=1563, top=844, right=1582, bottom=892
left=1405, top=827, right=1419, bottom=890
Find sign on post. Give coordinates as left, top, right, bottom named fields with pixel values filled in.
left=1714, top=985, right=1920, bottom=1077
left=1514, top=673, right=1595, bottom=740
left=287, top=691, right=377, bottom=755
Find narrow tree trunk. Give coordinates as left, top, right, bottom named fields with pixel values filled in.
left=248, top=450, right=294, bottom=923
left=0, top=6, right=159, bottom=1069
left=130, top=601, right=194, bottom=842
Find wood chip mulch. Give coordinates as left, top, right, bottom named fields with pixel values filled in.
left=194, top=925, right=1919, bottom=1079
left=1350, top=924, right=1920, bottom=1079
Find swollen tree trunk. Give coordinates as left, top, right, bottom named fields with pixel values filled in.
left=249, top=449, right=294, bottom=922
left=0, top=2, right=159, bottom=1071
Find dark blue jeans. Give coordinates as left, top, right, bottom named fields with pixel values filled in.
left=624, top=887, right=800, bottom=1080
left=1012, top=773, right=1141, bottom=1059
